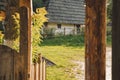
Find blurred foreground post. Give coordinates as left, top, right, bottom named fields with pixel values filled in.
left=85, top=0, right=106, bottom=80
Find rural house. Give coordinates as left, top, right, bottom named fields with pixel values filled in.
left=43, top=0, right=85, bottom=36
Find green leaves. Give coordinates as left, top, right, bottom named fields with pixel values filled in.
left=32, top=7, right=48, bottom=56
left=107, top=0, right=112, bottom=22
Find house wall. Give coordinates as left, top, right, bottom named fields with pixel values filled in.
left=46, top=22, right=76, bottom=35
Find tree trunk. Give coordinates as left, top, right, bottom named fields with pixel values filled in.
left=112, top=0, right=120, bottom=80
left=85, top=0, right=106, bottom=80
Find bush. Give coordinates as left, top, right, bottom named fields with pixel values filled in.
left=41, top=35, right=85, bottom=47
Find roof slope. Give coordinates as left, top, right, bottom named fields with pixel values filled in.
left=44, top=0, right=85, bottom=24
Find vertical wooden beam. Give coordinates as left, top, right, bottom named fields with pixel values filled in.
left=112, top=0, right=120, bottom=80
left=85, top=0, right=106, bottom=80
left=20, top=6, right=31, bottom=80
left=19, top=0, right=32, bottom=80
left=42, top=60, right=46, bottom=80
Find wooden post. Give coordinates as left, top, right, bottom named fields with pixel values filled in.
left=20, top=6, right=31, bottom=80
left=34, top=64, right=36, bottom=80
left=19, top=0, right=32, bottom=79
left=85, top=0, right=106, bottom=80
left=36, top=63, right=39, bottom=80
left=112, top=0, right=120, bottom=80
left=40, top=54, right=43, bottom=80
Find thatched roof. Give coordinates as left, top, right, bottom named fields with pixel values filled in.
left=44, top=0, right=85, bottom=24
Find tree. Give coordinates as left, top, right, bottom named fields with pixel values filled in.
left=107, top=0, right=112, bottom=22
left=33, top=0, right=44, bottom=11
left=32, top=7, right=48, bottom=61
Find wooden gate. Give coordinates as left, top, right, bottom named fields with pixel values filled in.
left=0, top=45, right=24, bottom=80
left=31, top=54, right=46, bottom=80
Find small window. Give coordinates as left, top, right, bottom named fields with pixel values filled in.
left=76, top=24, right=80, bottom=34
left=57, top=24, right=61, bottom=29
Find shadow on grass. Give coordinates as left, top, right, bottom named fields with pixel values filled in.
left=40, top=35, right=85, bottom=47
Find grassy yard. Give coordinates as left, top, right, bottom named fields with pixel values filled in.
left=39, top=46, right=84, bottom=80
left=39, top=35, right=85, bottom=80
left=38, top=33, right=111, bottom=80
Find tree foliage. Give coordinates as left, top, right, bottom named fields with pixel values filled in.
left=1, top=7, right=48, bottom=54
left=33, top=0, right=44, bottom=11
left=32, top=7, right=48, bottom=60
left=107, top=0, right=112, bottom=22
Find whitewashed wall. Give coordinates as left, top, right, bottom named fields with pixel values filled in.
left=46, top=22, right=76, bottom=35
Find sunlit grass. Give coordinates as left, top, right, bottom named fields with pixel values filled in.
left=37, top=33, right=111, bottom=80
left=39, top=46, right=85, bottom=80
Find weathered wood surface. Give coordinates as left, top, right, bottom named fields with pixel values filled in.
left=112, top=0, right=120, bottom=80
left=31, top=54, right=46, bottom=80
left=0, top=45, right=23, bottom=80
left=19, top=0, right=32, bottom=80
left=0, top=0, right=32, bottom=80
left=85, top=0, right=106, bottom=80
left=20, top=6, right=31, bottom=80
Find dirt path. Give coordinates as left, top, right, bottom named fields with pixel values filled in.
left=72, top=47, right=112, bottom=80
left=106, top=47, right=112, bottom=80
left=71, top=60, right=85, bottom=80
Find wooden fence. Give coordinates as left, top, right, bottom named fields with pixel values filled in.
left=31, top=54, right=46, bottom=80
left=0, top=45, right=46, bottom=80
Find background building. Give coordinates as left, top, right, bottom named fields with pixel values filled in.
left=43, top=0, right=85, bottom=36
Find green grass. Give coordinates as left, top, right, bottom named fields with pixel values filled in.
left=39, top=46, right=84, bottom=80
left=40, top=35, right=85, bottom=47
left=38, top=34, right=111, bottom=80
left=107, top=34, right=112, bottom=46
left=41, top=33, right=112, bottom=47
left=39, top=35, right=85, bottom=80
left=106, top=26, right=112, bottom=46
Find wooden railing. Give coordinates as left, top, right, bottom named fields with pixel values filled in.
left=31, top=54, right=46, bottom=80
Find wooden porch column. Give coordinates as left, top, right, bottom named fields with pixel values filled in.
left=85, top=0, right=106, bottom=80
left=20, top=6, right=31, bottom=80
left=19, top=0, right=32, bottom=80
left=112, top=0, right=120, bottom=80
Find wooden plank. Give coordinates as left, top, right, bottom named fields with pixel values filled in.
left=36, top=63, right=39, bottom=80
left=38, top=55, right=41, bottom=80
left=112, top=0, right=120, bottom=80
left=42, top=60, right=46, bottom=80
left=31, top=65, right=34, bottom=80
left=85, top=0, right=106, bottom=80
left=34, top=64, right=36, bottom=80
left=40, top=54, right=43, bottom=80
